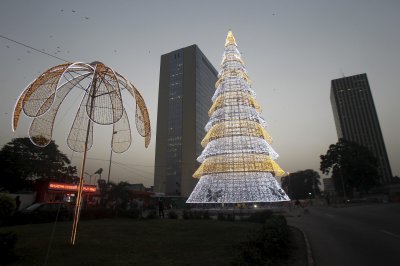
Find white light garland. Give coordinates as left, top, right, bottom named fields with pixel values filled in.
left=186, top=172, right=290, bottom=203
left=197, top=136, right=278, bottom=162
left=212, top=79, right=256, bottom=101
left=205, top=105, right=268, bottom=131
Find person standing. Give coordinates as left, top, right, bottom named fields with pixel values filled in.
left=15, top=196, right=21, bottom=211
left=137, top=199, right=144, bottom=218
left=158, top=200, right=165, bottom=218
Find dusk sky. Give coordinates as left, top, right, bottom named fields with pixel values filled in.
left=1, top=0, right=399, bottom=187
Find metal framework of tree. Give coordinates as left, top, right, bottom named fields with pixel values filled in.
left=12, top=61, right=151, bottom=244
left=186, top=31, right=289, bottom=204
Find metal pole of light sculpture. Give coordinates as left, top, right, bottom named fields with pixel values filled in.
left=12, top=62, right=151, bottom=245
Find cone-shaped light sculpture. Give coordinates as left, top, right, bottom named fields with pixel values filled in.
left=186, top=31, right=289, bottom=203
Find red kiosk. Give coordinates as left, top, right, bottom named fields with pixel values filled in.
left=35, top=179, right=98, bottom=206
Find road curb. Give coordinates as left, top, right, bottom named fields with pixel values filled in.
left=301, top=227, right=315, bottom=266
left=291, top=225, right=315, bottom=266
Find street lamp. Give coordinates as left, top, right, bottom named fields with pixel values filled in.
left=84, top=168, right=103, bottom=185
left=84, top=172, right=94, bottom=184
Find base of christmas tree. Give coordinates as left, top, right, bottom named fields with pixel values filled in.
left=186, top=172, right=290, bottom=203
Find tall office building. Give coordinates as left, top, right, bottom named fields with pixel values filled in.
left=330, top=73, right=392, bottom=184
left=154, top=45, right=218, bottom=196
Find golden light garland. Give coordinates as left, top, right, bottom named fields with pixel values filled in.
left=225, top=30, right=237, bottom=46
left=215, top=69, right=251, bottom=88
left=201, top=120, right=272, bottom=147
left=193, top=154, right=285, bottom=178
left=208, top=91, right=261, bottom=116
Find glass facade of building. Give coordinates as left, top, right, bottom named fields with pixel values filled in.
left=330, top=73, right=392, bottom=184
left=165, top=51, right=184, bottom=194
left=196, top=55, right=218, bottom=156
left=154, top=45, right=217, bottom=196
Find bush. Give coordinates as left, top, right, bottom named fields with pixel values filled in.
left=80, top=208, right=115, bottom=220
left=261, top=215, right=289, bottom=258
left=145, top=210, right=158, bottom=219
left=226, top=213, right=235, bottom=221
left=234, top=215, right=289, bottom=265
left=168, top=210, right=178, bottom=219
left=0, top=231, right=18, bottom=263
left=217, top=212, right=235, bottom=221
left=0, top=193, right=16, bottom=220
left=246, top=209, right=273, bottom=223
left=182, top=210, right=191, bottom=219
left=182, top=210, right=207, bottom=219
left=117, top=209, right=141, bottom=219
left=192, top=211, right=203, bottom=219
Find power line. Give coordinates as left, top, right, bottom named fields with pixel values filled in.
left=0, top=34, right=70, bottom=62
left=75, top=155, right=197, bottom=170
left=113, top=163, right=150, bottom=180
left=112, top=161, right=153, bottom=175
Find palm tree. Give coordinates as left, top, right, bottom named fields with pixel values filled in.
left=107, top=181, right=131, bottom=209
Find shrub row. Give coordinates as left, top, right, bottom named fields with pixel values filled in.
left=217, top=212, right=235, bottom=221
left=0, top=231, right=18, bottom=263
left=234, top=215, right=290, bottom=265
left=182, top=210, right=210, bottom=220
left=246, top=209, right=273, bottom=223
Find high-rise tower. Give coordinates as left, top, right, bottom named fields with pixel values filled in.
left=154, top=45, right=218, bottom=196
left=331, top=73, right=392, bottom=184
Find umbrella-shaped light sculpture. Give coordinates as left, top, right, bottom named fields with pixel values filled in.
left=12, top=62, right=151, bottom=245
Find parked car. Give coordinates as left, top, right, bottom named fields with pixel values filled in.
left=14, top=202, right=73, bottom=224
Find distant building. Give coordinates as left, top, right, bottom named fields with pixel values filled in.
left=330, top=73, right=392, bottom=184
left=154, top=45, right=218, bottom=197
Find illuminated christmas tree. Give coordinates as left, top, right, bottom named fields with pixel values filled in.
left=186, top=31, right=290, bottom=203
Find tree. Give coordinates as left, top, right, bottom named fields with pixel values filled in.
left=0, top=193, right=17, bottom=220
left=320, top=138, right=379, bottom=197
left=0, top=137, right=77, bottom=192
left=390, top=176, right=400, bottom=184
left=281, top=169, right=321, bottom=199
left=107, top=181, right=131, bottom=209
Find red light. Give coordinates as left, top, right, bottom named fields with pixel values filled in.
left=49, top=182, right=96, bottom=193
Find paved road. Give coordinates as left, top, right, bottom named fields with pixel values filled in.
left=287, top=203, right=400, bottom=266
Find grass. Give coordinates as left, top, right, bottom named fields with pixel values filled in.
left=1, top=218, right=262, bottom=266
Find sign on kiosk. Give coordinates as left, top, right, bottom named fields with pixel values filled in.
left=49, top=182, right=97, bottom=193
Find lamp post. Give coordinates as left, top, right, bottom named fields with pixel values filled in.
left=93, top=175, right=99, bottom=186
left=312, top=182, right=317, bottom=199
left=84, top=168, right=103, bottom=185
left=287, top=172, right=291, bottom=199
left=107, top=131, right=117, bottom=185
left=340, top=170, right=347, bottom=201
left=84, top=172, right=94, bottom=184
left=107, top=149, right=113, bottom=185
